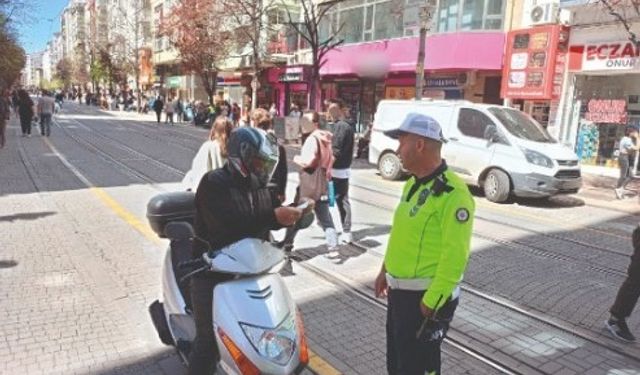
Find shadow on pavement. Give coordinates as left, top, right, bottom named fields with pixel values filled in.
left=468, top=186, right=586, bottom=209
left=0, top=211, right=56, bottom=222
left=0, top=260, right=18, bottom=269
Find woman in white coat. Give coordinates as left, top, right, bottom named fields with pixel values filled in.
left=182, top=116, right=234, bottom=191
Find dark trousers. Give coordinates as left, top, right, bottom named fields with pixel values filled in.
left=20, top=116, right=31, bottom=135
left=188, top=273, right=232, bottom=375
left=155, top=110, right=162, bottom=123
left=40, top=113, right=52, bottom=136
left=332, top=177, right=351, bottom=232
left=610, top=245, right=640, bottom=319
left=387, top=289, right=458, bottom=375
left=617, top=155, right=633, bottom=189
left=166, top=113, right=174, bottom=124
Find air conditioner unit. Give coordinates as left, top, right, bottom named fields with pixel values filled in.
left=528, top=0, right=559, bottom=26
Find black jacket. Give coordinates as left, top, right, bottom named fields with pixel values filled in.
left=331, top=120, right=355, bottom=170
left=193, top=164, right=281, bottom=256
left=270, top=144, right=288, bottom=200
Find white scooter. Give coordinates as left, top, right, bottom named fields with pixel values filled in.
left=146, top=191, right=311, bottom=374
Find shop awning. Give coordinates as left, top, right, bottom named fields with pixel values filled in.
left=320, top=32, right=505, bottom=77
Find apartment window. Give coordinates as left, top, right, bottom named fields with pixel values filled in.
left=340, top=6, right=365, bottom=43
left=438, top=0, right=503, bottom=32
left=373, top=1, right=403, bottom=40
left=319, top=0, right=406, bottom=45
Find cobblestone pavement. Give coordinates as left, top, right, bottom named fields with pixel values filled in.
left=1, top=102, right=640, bottom=374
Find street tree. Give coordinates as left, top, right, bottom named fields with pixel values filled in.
left=414, top=0, right=436, bottom=100
left=282, top=0, right=343, bottom=111
left=163, top=0, right=233, bottom=106
left=108, top=0, right=149, bottom=109
left=0, top=31, right=25, bottom=91
left=221, top=0, right=279, bottom=110
left=596, top=0, right=640, bottom=44
left=0, top=0, right=26, bottom=90
left=55, top=58, right=73, bottom=89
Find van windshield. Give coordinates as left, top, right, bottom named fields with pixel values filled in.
left=488, top=107, right=556, bottom=143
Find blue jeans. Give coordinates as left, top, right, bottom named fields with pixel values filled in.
left=40, top=113, right=52, bottom=136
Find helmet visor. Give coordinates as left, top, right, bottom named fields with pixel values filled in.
left=253, top=132, right=280, bottom=184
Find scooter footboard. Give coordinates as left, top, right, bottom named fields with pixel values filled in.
left=213, top=274, right=305, bottom=374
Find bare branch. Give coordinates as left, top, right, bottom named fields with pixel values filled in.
left=599, top=0, right=639, bottom=44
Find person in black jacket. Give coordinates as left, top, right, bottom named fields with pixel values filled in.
left=328, top=102, right=355, bottom=245
left=17, top=90, right=34, bottom=137
left=251, top=108, right=288, bottom=203
left=152, top=96, right=164, bottom=123
left=188, top=127, right=308, bottom=375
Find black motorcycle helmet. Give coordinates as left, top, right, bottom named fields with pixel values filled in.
left=227, top=127, right=279, bottom=189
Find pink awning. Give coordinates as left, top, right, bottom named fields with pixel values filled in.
left=320, top=32, right=505, bottom=76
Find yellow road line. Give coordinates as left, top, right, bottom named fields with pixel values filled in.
left=308, top=350, right=342, bottom=375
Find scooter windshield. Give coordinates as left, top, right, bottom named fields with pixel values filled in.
left=209, top=238, right=284, bottom=275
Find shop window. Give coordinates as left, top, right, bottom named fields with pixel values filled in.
left=458, top=108, right=494, bottom=139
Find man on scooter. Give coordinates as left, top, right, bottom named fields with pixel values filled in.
left=189, top=126, right=310, bottom=375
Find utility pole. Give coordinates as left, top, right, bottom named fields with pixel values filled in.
left=414, top=0, right=435, bottom=100
left=134, top=0, right=141, bottom=112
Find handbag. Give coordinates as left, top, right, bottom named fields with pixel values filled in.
left=299, top=137, right=328, bottom=201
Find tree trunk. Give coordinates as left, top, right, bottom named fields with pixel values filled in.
left=415, top=25, right=426, bottom=100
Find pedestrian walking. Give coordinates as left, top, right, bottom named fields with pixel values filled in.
left=374, top=113, right=474, bottom=375
left=615, top=127, right=640, bottom=199
left=182, top=116, right=233, bottom=191
left=0, top=90, right=10, bottom=149
left=176, top=98, right=184, bottom=122
left=280, top=112, right=337, bottom=253
left=606, top=225, right=640, bottom=342
left=328, top=102, right=355, bottom=244
left=251, top=108, right=288, bottom=203
left=11, top=90, right=19, bottom=114
left=17, top=90, right=34, bottom=137
left=153, top=96, right=164, bottom=123
left=37, top=91, right=56, bottom=137
left=165, top=97, right=175, bottom=124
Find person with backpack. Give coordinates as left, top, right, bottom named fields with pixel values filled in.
left=280, top=112, right=337, bottom=253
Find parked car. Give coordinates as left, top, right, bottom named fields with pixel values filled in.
left=369, top=99, right=582, bottom=203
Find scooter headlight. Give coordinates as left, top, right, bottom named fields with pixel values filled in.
left=240, top=315, right=296, bottom=366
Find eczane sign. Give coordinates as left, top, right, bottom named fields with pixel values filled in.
left=582, top=41, right=640, bottom=71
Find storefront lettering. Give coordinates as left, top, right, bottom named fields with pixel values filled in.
left=586, top=42, right=640, bottom=60
left=585, top=99, right=628, bottom=123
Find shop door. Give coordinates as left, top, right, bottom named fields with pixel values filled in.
left=483, top=77, right=502, bottom=105
left=444, top=107, right=498, bottom=180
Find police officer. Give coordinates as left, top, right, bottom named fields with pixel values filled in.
left=374, top=113, right=474, bottom=375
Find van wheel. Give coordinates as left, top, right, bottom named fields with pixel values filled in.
left=484, top=169, right=510, bottom=203
left=378, top=153, right=403, bottom=180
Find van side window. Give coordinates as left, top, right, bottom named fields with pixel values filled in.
left=457, top=108, right=495, bottom=139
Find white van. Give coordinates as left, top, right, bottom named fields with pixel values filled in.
left=369, top=100, right=582, bottom=203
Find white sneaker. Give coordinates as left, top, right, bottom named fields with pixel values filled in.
left=325, top=228, right=338, bottom=249
left=341, top=232, right=353, bottom=244
left=615, top=188, right=624, bottom=199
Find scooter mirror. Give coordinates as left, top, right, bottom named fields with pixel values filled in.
left=164, top=221, right=195, bottom=240
left=295, top=211, right=315, bottom=230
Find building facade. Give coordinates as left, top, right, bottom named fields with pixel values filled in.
left=552, top=1, right=640, bottom=168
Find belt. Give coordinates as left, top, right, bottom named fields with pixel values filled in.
left=385, top=273, right=460, bottom=300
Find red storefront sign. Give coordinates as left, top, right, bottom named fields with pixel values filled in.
left=585, top=99, right=628, bottom=123
left=501, top=25, right=570, bottom=99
